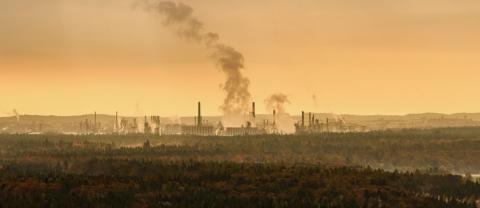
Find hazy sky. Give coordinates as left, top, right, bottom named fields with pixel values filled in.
left=1, top=0, right=480, bottom=116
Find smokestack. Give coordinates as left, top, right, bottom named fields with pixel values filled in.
left=301, top=111, right=305, bottom=127
left=308, top=113, right=312, bottom=127
left=197, top=102, right=202, bottom=127
left=273, top=109, right=276, bottom=125
left=326, top=118, right=329, bottom=132
left=144, top=115, right=151, bottom=135
left=94, top=111, right=97, bottom=132
left=115, top=111, right=118, bottom=132
left=252, top=102, right=256, bottom=118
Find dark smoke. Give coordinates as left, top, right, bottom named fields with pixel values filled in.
left=265, top=93, right=291, bottom=113
left=213, top=44, right=251, bottom=116
left=136, top=0, right=251, bottom=120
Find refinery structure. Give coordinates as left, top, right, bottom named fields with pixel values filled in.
left=124, top=102, right=272, bottom=136
left=0, top=101, right=362, bottom=136
left=3, top=102, right=480, bottom=136
left=79, top=101, right=365, bottom=136
left=294, top=111, right=368, bottom=134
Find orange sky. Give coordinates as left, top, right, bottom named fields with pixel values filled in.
left=1, top=0, right=480, bottom=116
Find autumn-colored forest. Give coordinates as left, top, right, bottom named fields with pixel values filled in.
left=1, top=127, right=480, bottom=207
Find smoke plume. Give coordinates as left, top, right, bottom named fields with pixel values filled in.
left=312, top=94, right=319, bottom=108
left=265, top=93, right=294, bottom=134
left=265, top=93, right=291, bottom=113
left=136, top=0, right=251, bottom=126
left=12, top=109, right=20, bottom=123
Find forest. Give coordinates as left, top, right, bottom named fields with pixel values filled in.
left=1, top=127, right=480, bottom=207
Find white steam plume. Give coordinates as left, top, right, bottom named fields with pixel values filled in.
left=12, top=109, right=20, bottom=123
left=264, top=93, right=294, bottom=134
left=265, top=93, right=290, bottom=113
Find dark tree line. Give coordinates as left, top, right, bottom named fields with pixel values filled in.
left=2, top=127, right=480, bottom=172
left=0, top=127, right=480, bottom=207
left=1, top=159, right=479, bottom=208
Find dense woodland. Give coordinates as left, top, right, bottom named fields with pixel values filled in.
left=1, top=160, right=479, bottom=207
left=1, top=127, right=480, bottom=207
left=2, top=127, right=480, bottom=172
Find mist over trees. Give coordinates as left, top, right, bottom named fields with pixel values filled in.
left=1, top=127, right=480, bottom=207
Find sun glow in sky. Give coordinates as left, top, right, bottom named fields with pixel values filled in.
left=1, top=0, right=480, bottom=116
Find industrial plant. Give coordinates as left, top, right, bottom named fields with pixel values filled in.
left=2, top=103, right=480, bottom=136
left=128, top=102, right=272, bottom=136
left=294, top=111, right=368, bottom=134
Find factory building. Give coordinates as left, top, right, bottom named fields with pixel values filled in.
left=224, top=126, right=265, bottom=136
left=295, top=111, right=367, bottom=134
left=107, top=102, right=277, bottom=136
left=223, top=102, right=267, bottom=136
left=179, top=102, right=216, bottom=136
left=150, top=115, right=161, bottom=135
left=162, top=124, right=182, bottom=135
left=181, top=125, right=215, bottom=136
left=295, top=111, right=327, bottom=134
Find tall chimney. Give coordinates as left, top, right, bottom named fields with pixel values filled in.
left=301, top=111, right=305, bottom=127
left=326, top=118, right=329, bottom=132
left=94, top=111, right=97, bottom=132
left=308, top=113, right=312, bottom=127
left=312, top=114, right=315, bottom=127
left=115, top=111, right=118, bottom=132
left=144, top=115, right=150, bottom=135
left=197, top=102, right=202, bottom=127
left=273, top=110, right=276, bottom=125
left=252, top=102, right=256, bottom=118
